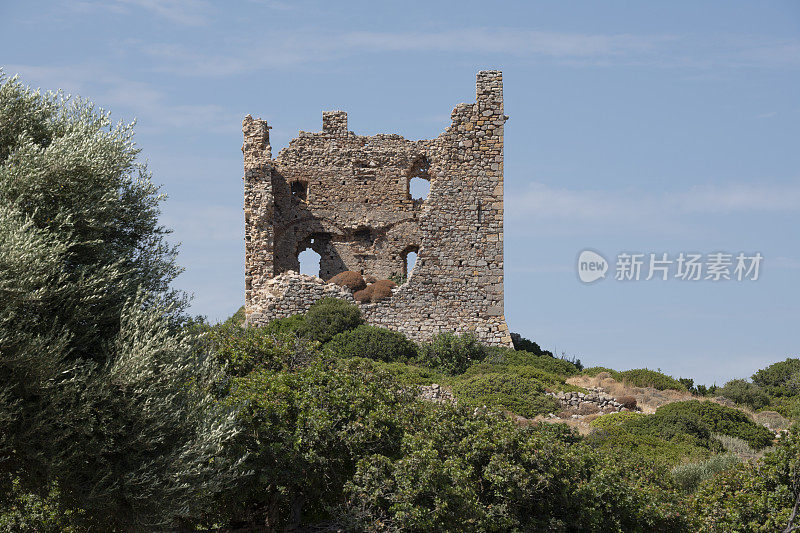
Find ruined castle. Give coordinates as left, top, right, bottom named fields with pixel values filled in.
left=242, top=70, right=512, bottom=347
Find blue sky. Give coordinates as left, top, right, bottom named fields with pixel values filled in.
left=2, top=0, right=798, bottom=384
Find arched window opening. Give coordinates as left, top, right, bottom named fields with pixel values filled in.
left=405, top=251, right=418, bottom=276
left=291, top=181, right=308, bottom=202
left=401, top=246, right=420, bottom=280
left=298, top=247, right=321, bottom=277
left=406, top=156, right=431, bottom=201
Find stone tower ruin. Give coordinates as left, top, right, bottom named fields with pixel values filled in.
left=242, top=70, right=512, bottom=346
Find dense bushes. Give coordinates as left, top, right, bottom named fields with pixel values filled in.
left=262, top=313, right=306, bottom=336
left=752, top=357, right=800, bottom=396
left=361, top=360, right=447, bottom=386
left=300, top=298, right=364, bottom=343
left=345, top=407, right=687, bottom=532
left=452, top=373, right=560, bottom=417
left=462, top=361, right=575, bottom=391
left=201, top=319, right=694, bottom=531
left=590, top=411, right=646, bottom=430
left=586, top=399, right=775, bottom=479
left=418, top=332, right=486, bottom=375
left=671, top=454, right=740, bottom=492
left=326, top=324, right=418, bottom=362
left=623, top=410, right=719, bottom=450
left=484, top=346, right=581, bottom=375
left=583, top=366, right=617, bottom=377
left=0, top=480, right=79, bottom=532
left=581, top=367, right=687, bottom=392
left=717, top=378, right=771, bottom=410
left=593, top=400, right=774, bottom=454
left=206, top=358, right=419, bottom=530
left=689, top=426, right=800, bottom=532
left=586, top=429, right=712, bottom=467
left=655, top=401, right=774, bottom=450
left=511, top=333, right=552, bottom=355
left=211, top=321, right=319, bottom=375
left=616, top=369, right=687, bottom=391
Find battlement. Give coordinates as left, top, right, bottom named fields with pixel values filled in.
left=322, top=110, right=348, bottom=135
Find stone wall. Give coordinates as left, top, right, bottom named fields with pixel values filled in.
left=243, top=71, right=512, bottom=347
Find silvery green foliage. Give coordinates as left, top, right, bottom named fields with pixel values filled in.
left=671, top=453, right=741, bottom=492
left=87, top=293, right=242, bottom=528
left=0, top=70, right=182, bottom=360
left=0, top=70, right=239, bottom=529
left=713, top=433, right=757, bottom=456
left=0, top=203, right=123, bottom=494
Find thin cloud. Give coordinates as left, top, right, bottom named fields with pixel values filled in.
left=67, top=0, right=211, bottom=26
left=131, top=27, right=800, bottom=77
left=341, top=29, right=668, bottom=57
left=5, top=64, right=239, bottom=134
left=507, top=181, right=800, bottom=223
left=677, top=183, right=800, bottom=213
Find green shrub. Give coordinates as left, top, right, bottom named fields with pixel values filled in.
left=451, top=372, right=560, bottom=418
left=592, top=400, right=775, bottom=462
left=262, top=313, right=306, bottom=336
left=463, top=362, right=566, bottom=388
left=222, top=306, right=246, bottom=327
left=417, top=332, right=486, bottom=375
left=770, top=395, right=800, bottom=421
left=364, top=360, right=447, bottom=386
left=326, top=324, right=418, bottom=362
left=586, top=427, right=712, bottom=467
left=752, top=357, right=800, bottom=388
left=679, top=378, right=695, bottom=393
left=216, top=357, right=418, bottom=530
left=690, top=427, right=800, bottom=532
left=484, top=346, right=580, bottom=375
left=671, top=454, right=741, bottom=492
left=0, top=74, right=239, bottom=529
left=624, top=410, right=718, bottom=450
left=616, top=369, right=687, bottom=391
left=655, top=401, right=774, bottom=450
left=0, top=479, right=83, bottom=532
left=752, top=357, right=800, bottom=396
left=345, top=407, right=687, bottom=532
left=210, top=322, right=320, bottom=376
left=717, top=379, right=771, bottom=410
left=298, top=297, right=363, bottom=344
left=590, top=411, right=646, bottom=430
left=583, top=366, right=618, bottom=377
left=510, top=333, right=555, bottom=357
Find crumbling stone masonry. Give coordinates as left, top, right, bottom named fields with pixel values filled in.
left=243, top=70, right=512, bottom=346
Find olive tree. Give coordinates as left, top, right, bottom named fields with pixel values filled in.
left=0, top=71, right=239, bottom=529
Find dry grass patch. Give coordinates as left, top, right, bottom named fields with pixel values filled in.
left=567, top=374, right=692, bottom=414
